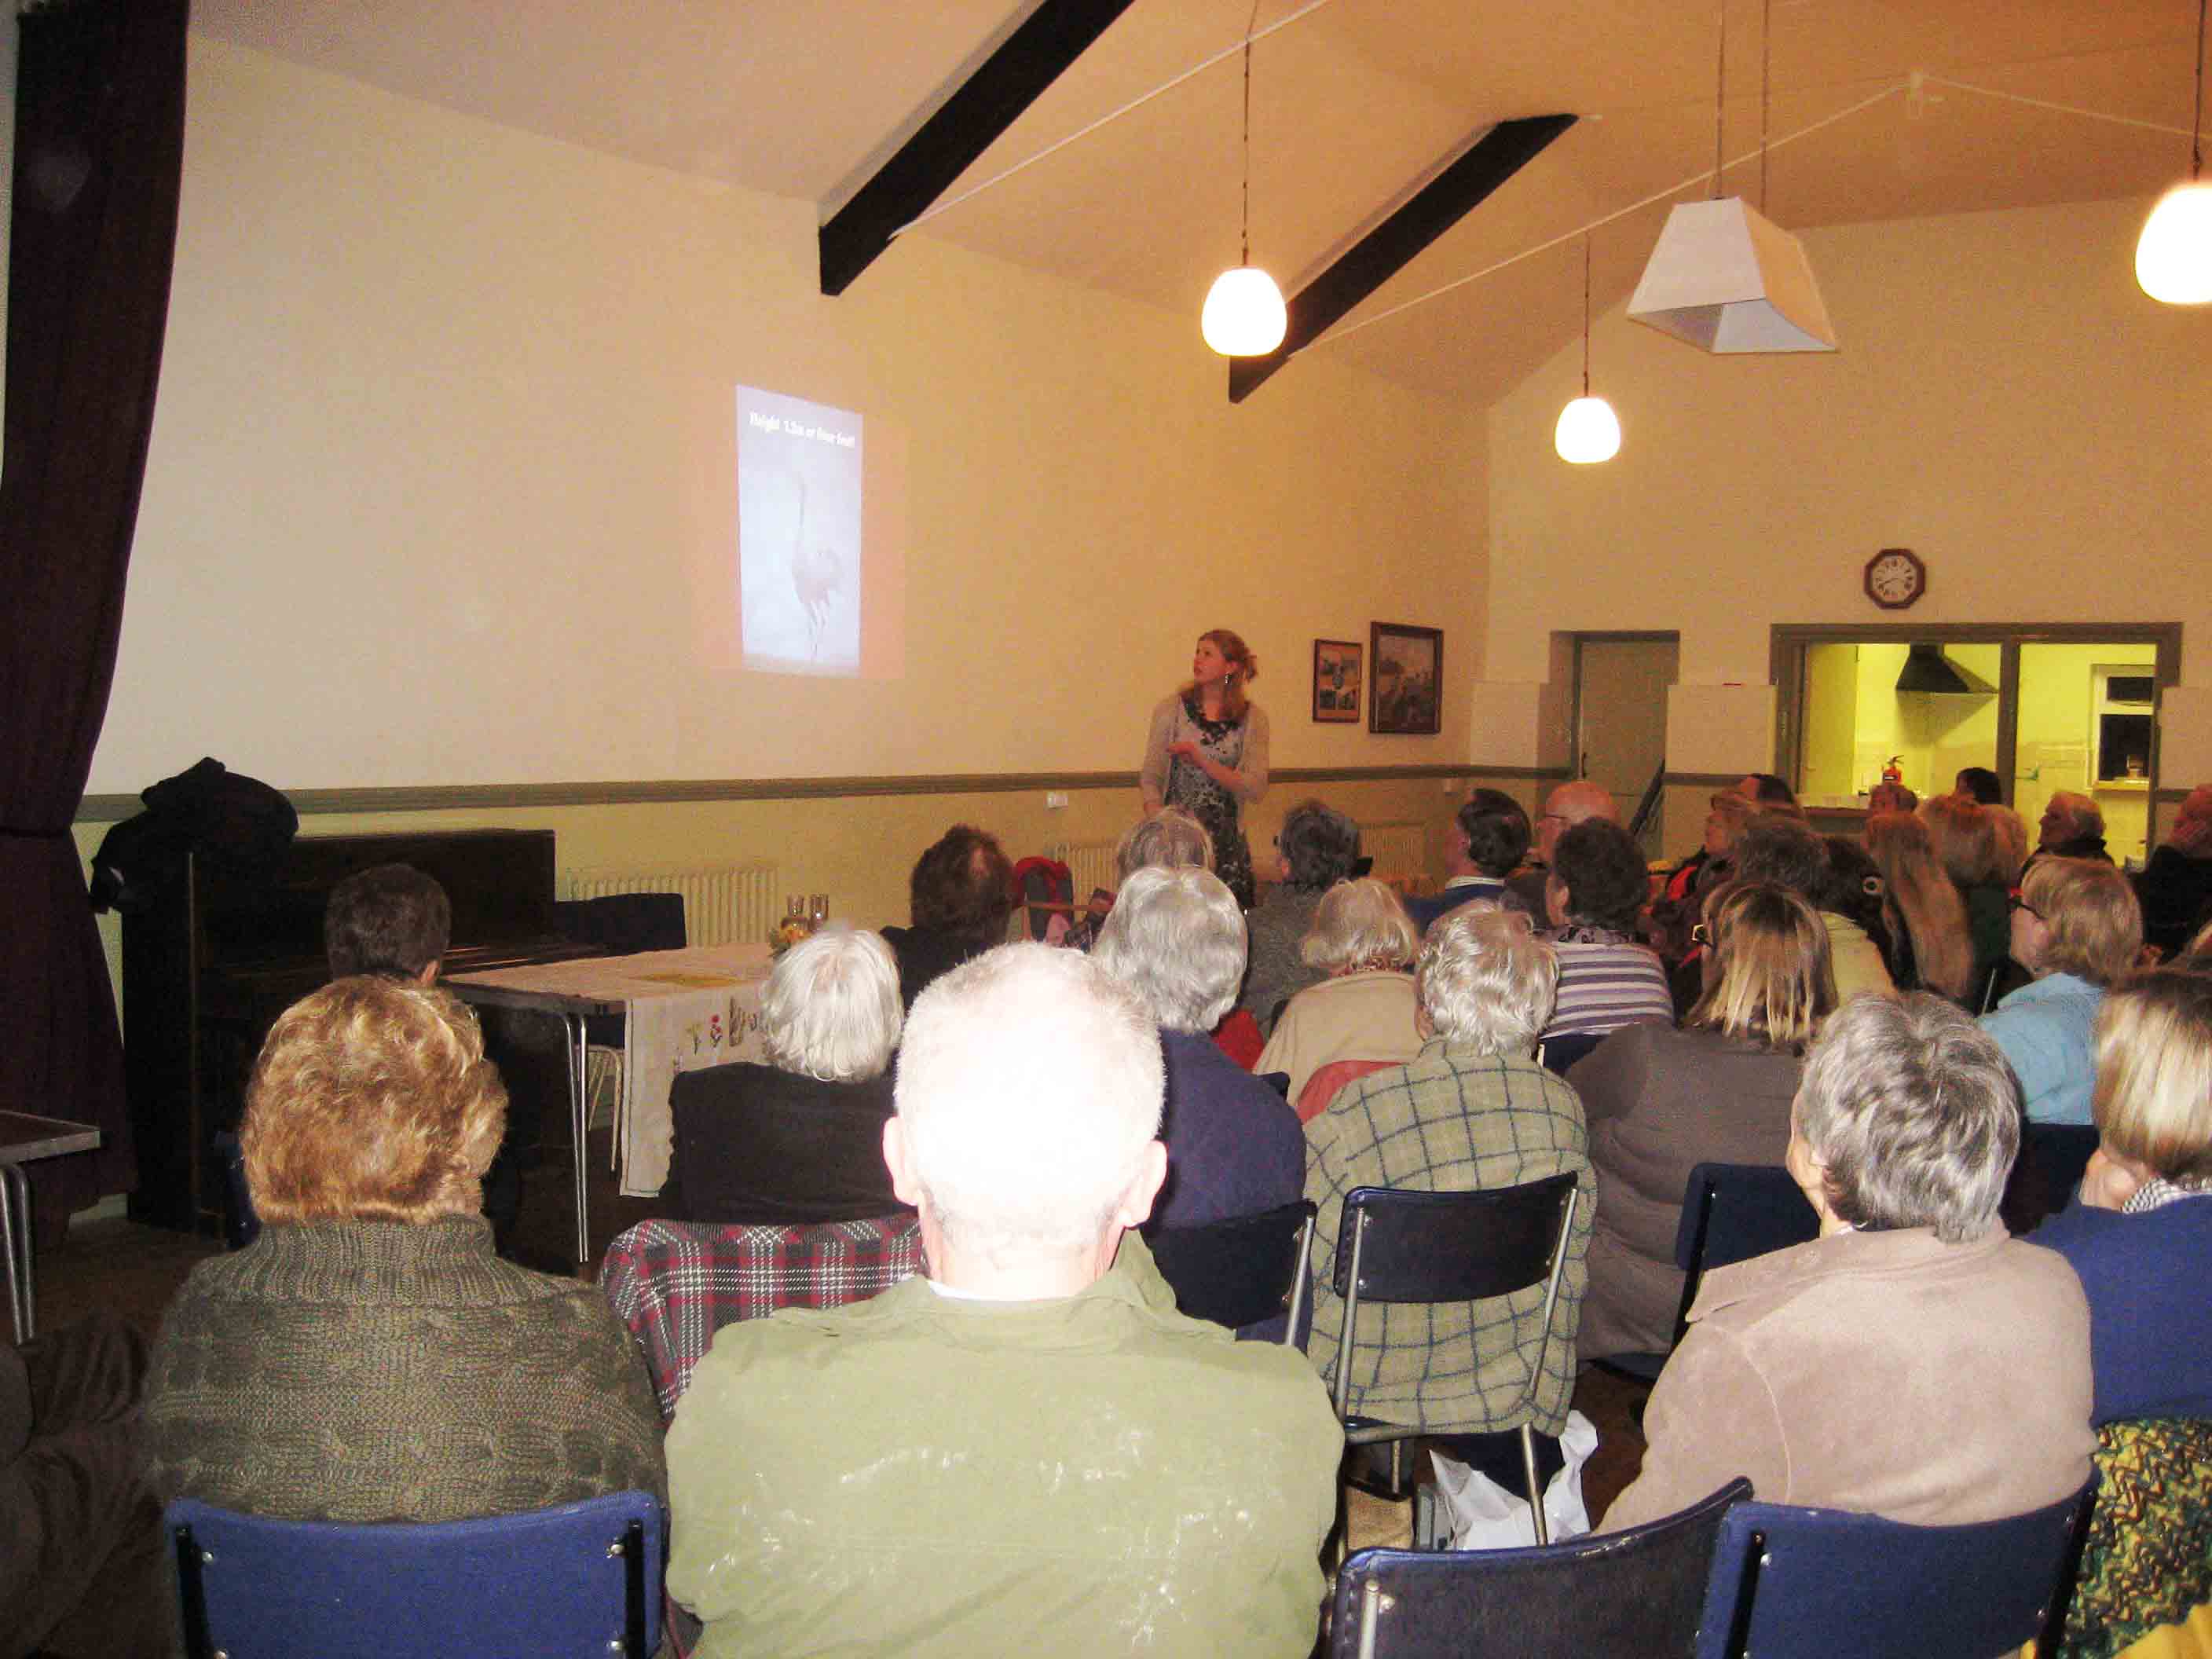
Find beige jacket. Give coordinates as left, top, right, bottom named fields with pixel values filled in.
left=1254, top=971, right=1422, bottom=1104
left=1604, top=1226, right=2092, bottom=1532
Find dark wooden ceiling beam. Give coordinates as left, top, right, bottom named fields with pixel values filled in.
left=819, top=0, right=1138, bottom=296
left=1227, top=112, right=1577, bottom=402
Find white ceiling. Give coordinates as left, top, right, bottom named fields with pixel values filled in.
left=191, top=0, right=2199, bottom=406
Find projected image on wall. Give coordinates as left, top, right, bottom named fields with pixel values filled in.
left=737, top=386, right=862, bottom=672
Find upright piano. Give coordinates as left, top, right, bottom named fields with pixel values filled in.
left=122, top=828, right=588, bottom=1232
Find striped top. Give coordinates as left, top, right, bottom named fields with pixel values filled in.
left=1541, top=928, right=1674, bottom=1040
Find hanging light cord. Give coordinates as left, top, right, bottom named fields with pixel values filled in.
left=1241, top=0, right=1261, bottom=264
left=1712, top=4, right=1727, bottom=198
left=1760, top=0, right=1772, bottom=211
left=2193, top=0, right=2207, bottom=180
left=1580, top=236, right=1593, bottom=396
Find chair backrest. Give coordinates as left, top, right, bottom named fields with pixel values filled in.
left=1535, top=1031, right=1604, bottom=1077
left=1668, top=1163, right=1818, bottom=1344
left=168, top=1492, right=663, bottom=1659
left=1330, top=1478, right=1751, bottom=1658
left=2059, top=1415, right=2212, bottom=1659
left=553, top=892, right=687, bottom=954
left=599, top=1214, right=925, bottom=1419
left=1694, top=1479, right=2097, bottom=1659
left=1148, top=1200, right=1314, bottom=1339
left=1009, top=855, right=1076, bottom=943
left=1330, top=1176, right=1580, bottom=1422
left=1295, top=1057, right=1397, bottom=1122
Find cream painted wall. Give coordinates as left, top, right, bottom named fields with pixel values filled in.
left=1478, top=196, right=2212, bottom=789
left=90, top=38, right=1485, bottom=797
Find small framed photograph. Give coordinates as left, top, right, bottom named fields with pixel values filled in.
left=1312, top=639, right=1363, bottom=723
left=1369, top=623, right=1443, bottom=735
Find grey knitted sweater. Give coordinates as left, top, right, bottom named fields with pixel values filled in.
left=144, top=1217, right=665, bottom=1522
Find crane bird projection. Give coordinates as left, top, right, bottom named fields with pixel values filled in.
left=788, top=474, right=842, bottom=661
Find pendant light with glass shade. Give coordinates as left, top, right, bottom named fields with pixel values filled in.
left=1202, top=2, right=1287, bottom=356
left=2137, top=0, right=2212, bottom=304
left=1556, top=237, right=1621, bottom=463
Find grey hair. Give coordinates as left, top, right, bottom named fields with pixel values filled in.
left=760, top=926, right=903, bottom=1082
left=1278, top=800, right=1363, bottom=892
left=1792, top=992, right=2020, bottom=1243
left=895, top=943, right=1163, bottom=1264
left=1092, top=866, right=1245, bottom=1033
left=1415, top=903, right=1558, bottom=1055
left=1300, top=877, right=1419, bottom=972
left=1114, top=807, right=1214, bottom=883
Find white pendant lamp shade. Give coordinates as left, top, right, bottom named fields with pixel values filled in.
left=1203, top=265, right=1287, bottom=356
left=1628, top=197, right=1838, bottom=353
left=1555, top=396, right=1622, bottom=464
left=2137, top=181, right=2212, bottom=304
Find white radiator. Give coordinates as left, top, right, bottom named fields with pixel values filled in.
left=559, top=863, right=780, bottom=948
left=1052, top=840, right=1119, bottom=899
left=1363, top=820, right=1430, bottom=884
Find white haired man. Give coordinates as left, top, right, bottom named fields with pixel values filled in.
left=1605, top=993, right=2092, bottom=1531
left=666, top=943, right=1342, bottom=1657
left=1507, top=778, right=1617, bottom=915
left=1093, top=866, right=1302, bottom=1231
left=1302, top=905, right=1595, bottom=1438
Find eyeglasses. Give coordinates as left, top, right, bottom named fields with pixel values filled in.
left=1689, top=922, right=1713, bottom=946
left=2009, top=895, right=2042, bottom=920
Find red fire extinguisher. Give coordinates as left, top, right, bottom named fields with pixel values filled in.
left=1881, top=756, right=1903, bottom=786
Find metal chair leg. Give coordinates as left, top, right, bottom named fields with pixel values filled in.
left=0, top=1163, right=31, bottom=1342
left=1521, top=1421, right=1548, bottom=1545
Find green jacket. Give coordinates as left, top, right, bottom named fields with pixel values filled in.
left=667, top=1232, right=1342, bottom=1657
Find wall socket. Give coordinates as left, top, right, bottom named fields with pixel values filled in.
left=1046, top=791, right=1069, bottom=809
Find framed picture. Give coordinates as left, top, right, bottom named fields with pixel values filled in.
left=1369, top=622, right=1443, bottom=735
left=1312, top=638, right=1363, bottom=723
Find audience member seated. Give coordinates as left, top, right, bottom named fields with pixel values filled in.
left=667, top=926, right=905, bottom=1223
left=2137, top=783, right=2212, bottom=961
left=1863, top=811, right=1974, bottom=1003
left=1954, top=765, right=2005, bottom=805
left=1921, top=793, right=2014, bottom=1007
left=1734, top=815, right=1895, bottom=1005
left=1507, top=778, right=1615, bottom=915
left=1302, top=906, right=1594, bottom=1433
left=324, top=859, right=449, bottom=981
left=1980, top=858, right=2141, bottom=1126
left=1604, top=994, right=2093, bottom=1531
left=1406, top=789, right=1530, bottom=933
left=1990, top=803, right=2031, bottom=888
left=1240, top=797, right=1361, bottom=1035
left=1734, top=772, right=1799, bottom=808
left=881, top=823, right=1016, bottom=1008
left=144, top=978, right=665, bottom=1522
left=2032, top=966, right=2212, bottom=1425
left=1060, top=805, right=1213, bottom=952
left=1538, top=819, right=1674, bottom=1042
left=2030, top=790, right=2112, bottom=869
left=665, top=943, right=1341, bottom=1657
left=0, top=1315, right=167, bottom=1659
left=1864, top=778, right=1917, bottom=815
left=1256, top=876, right=1423, bottom=1104
left=1820, top=835, right=1896, bottom=970
left=1093, top=866, right=1302, bottom=1230
left=1650, top=790, right=1758, bottom=965
left=1577, top=883, right=1833, bottom=1361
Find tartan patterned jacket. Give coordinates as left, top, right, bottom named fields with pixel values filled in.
left=599, top=1214, right=923, bottom=1421
left=1302, top=1040, right=1595, bottom=1435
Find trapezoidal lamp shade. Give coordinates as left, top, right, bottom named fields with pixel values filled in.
left=1627, top=197, right=1839, bottom=353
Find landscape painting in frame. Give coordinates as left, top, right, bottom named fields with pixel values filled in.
left=1313, top=639, right=1362, bottom=723
left=1370, top=623, right=1442, bottom=735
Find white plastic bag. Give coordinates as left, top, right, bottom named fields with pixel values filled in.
left=1428, top=1410, right=1599, bottom=1550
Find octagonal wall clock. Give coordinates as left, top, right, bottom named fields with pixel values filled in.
left=1865, top=547, right=1926, bottom=610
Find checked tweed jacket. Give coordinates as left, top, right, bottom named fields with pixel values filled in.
left=1302, top=1040, right=1595, bottom=1434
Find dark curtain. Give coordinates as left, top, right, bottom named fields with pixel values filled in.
left=1, top=0, right=189, bottom=1241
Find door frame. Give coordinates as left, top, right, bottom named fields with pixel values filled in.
left=1570, top=630, right=1680, bottom=782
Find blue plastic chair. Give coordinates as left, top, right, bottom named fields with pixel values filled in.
left=167, top=1492, right=663, bottom=1659
left=1694, top=1478, right=2097, bottom=1659
left=1329, top=1478, right=1751, bottom=1657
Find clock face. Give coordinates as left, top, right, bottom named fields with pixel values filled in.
left=1865, top=548, right=1925, bottom=610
